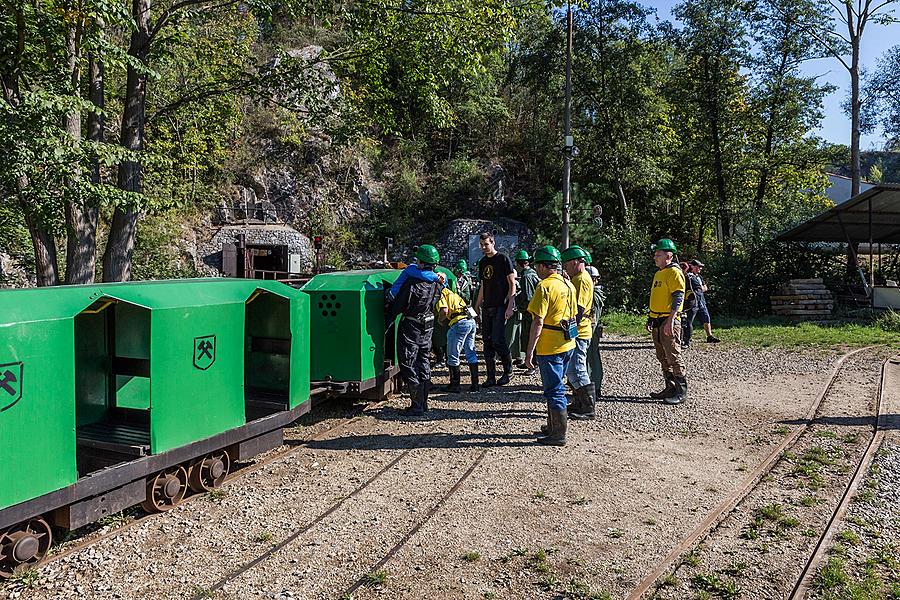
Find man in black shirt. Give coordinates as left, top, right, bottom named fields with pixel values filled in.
left=387, top=244, right=445, bottom=416
left=472, top=232, right=516, bottom=387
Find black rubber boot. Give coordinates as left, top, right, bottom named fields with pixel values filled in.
left=401, top=384, right=425, bottom=416
left=538, top=411, right=551, bottom=435
left=665, top=376, right=688, bottom=405
left=570, top=384, right=596, bottom=420
left=422, top=381, right=431, bottom=412
left=497, top=355, right=513, bottom=386
left=468, top=364, right=480, bottom=392
left=649, top=372, right=676, bottom=400
left=537, top=409, right=567, bottom=446
left=442, top=366, right=461, bottom=392
left=483, top=361, right=497, bottom=388
left=706, top=335, right=720, bottom=343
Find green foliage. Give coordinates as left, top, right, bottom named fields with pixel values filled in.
left=130, top=211, right=202, bottom=281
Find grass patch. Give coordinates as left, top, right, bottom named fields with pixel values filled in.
left=603, top=312, right=900, bottom=348
left=691, top=573, right=740, bottom=599
left=206, top=488, right=227, bottom=502
left=842, top=432, right=860, bottom=444
left=684, top=549, right=702, bottom=567
left=800, top=494, right=819, bottom=507
left=816, top=430, right=838, bottom=439
left=563, top=577, right=612, bottom=599
left=533, top=491, right=547, bottom=500
left=462, top=550, right=481, bottom=562
left=365, top=569, right=389, bottom=586
left=792, top=446, right=835, bottom=490
left=606, top=528, right=625, bottom=539
left=817, top=557, right=849, bottom=590
left=252, top=532, right=274, bottom=543
left=661, top=573, right=679, bottom=587
left=569, top=496, right=589, bottom=506
left=772, top=425, right=791, bottom=435
left=7, top=567, right=40, bottom=588
left=98, top=511, right=129, bottom=528
left=837, top=529, right=861, bottom=546
left=192, top=586, right=216, bottom=599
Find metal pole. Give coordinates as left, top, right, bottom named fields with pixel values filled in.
left=561, top=1, right=573, bottom=249
left=869, top=197, right=874, bottom=288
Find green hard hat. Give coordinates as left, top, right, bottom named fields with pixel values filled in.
left=533, top=245, right=561, bottom=264
left=454, top=259, right=468, bottom=272
left=561, top=245, right=590, bottom=263
left=585, top=250, right=593, bottom=265
left=515, top=249, right=531, bottom=261
left=652, top=238, right=677, bottom=253
left=415, top=244, right=440, bottom=265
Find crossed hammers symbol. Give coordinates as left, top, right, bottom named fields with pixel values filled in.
left=0, top=369, right=17, bottom=396
left=197, top=341, right=214, bottom=360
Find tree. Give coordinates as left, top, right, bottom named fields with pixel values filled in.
left=572, top=0, right=673, bottom=218
left=672, top=0, right=749, bottom=256
left=793, top=0, right=898, bottom=196
left=862, top=44, right=900, bottom=149
left=747, top=0, right=832, bottom=240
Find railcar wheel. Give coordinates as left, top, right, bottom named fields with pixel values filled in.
left=141, top=466, right=188, bottom=513
left=0, top=518, right=53, bottom=578
left=188, top=450, right=230, bottom=493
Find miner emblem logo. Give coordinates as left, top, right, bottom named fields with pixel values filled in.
left=193, top=335, right=216, bottom=370
left=0, top=362, right=23, bottom=412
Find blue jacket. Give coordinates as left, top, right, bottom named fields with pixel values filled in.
left=387, top=264, right=442, bottom=301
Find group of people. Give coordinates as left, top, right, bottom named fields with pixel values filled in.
left=386, top=232, right=715, bottom=447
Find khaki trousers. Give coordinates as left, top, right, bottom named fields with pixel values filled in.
left=651, top=318, right=685, bottom=377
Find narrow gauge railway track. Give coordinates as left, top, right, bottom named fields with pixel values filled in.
left=38, top=399, right=389, bottom=571
left=788, top=356, right=893, bottom=600
left=189, top=434, right=489, bottom=599
left=627, top=346, right=881, bottom=600
left=340, top=448, right=489, bottom=598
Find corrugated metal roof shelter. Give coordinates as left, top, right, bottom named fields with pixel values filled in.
left=778, top=184, right=900, bottom=244
left=778, top=184, right=900, bottom=308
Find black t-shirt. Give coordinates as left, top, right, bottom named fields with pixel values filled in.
left=478, top=252, right=515, bottom=308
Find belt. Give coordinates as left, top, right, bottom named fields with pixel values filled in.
left=448, top=311, right=472, bottom=321
left=649, top=315, right=680, bottom=326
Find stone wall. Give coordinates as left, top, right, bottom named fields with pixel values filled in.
left=197, top=224, right=316, bottom=276
left=434, top=218, right=534, bottom=270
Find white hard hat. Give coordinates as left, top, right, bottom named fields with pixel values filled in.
left=586, top=266, right=600, bottom=277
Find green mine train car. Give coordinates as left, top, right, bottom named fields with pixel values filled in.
left=302, top=269, right=402, bottom=399
left=0, top=279, right=311, bottom=576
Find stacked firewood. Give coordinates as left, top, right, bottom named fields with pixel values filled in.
left=770, top=279, right=834, bottom=318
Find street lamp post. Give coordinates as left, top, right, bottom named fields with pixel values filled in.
left=561, top=0, right=573, bottom=250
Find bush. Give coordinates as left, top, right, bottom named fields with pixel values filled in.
left=876, top=309, right=900, bottom=332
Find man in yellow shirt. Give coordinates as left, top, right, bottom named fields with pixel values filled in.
left=646, top=238, right=688, bottom=405
left=524, top=245, right=577, bottom=446
left=561, top=245, right=595, bottom=420
left=435, top=286, right=479, bottom=393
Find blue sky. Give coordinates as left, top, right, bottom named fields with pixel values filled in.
left=642, top=0, right=897, bottom=149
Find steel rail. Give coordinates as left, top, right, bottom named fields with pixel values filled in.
left=341, top=448, right=489, bottom=597
left=40, top=400, right=388, bottom=570
left=627, top=346, right=875, bottom=600
left=788, top=356, right=893, bottom=599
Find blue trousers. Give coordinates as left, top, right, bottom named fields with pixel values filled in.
left=447, top=318, right=478, bottom=366
left=566, top=337, right=591, bottom=388
left=537, top=350, right=574, bottom=411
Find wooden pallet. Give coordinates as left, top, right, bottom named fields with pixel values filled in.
left=771, top=279, right=834, bottom=319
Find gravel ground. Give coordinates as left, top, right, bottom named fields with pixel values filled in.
left=806, top=440, right=900, bottom=599
left=2, top=336, right=887, bottom=600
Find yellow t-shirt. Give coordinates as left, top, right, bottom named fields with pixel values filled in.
left=649, top=264, right=686, bottom=317
left=571, top=270, right=594, bottom=339
left=527, top=273, right=577, bottom=356
left=435, top=288, right=469, bottom=326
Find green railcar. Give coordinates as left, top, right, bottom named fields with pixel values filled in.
left=302, top=269, right=401, bottom=396
left=0, top=279, right=311, bottom=576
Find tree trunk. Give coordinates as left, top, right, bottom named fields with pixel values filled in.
left=102, top=0, right=150, bottom=282
left=19, top=178, right=60, bottom=287
left=615, top=180, right=628, bottom=215
left=709, top=93, right=730, bottom=256
left=63, top=15, right=99, bottom=284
